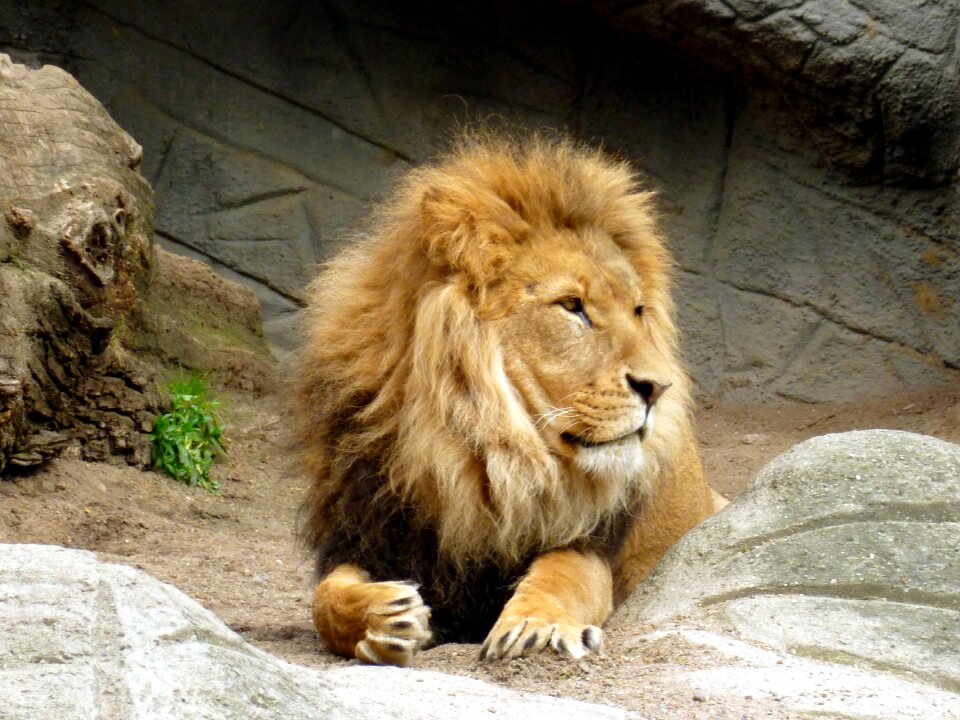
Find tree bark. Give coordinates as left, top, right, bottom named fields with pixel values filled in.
left=0, top=54, right=273, bottom=473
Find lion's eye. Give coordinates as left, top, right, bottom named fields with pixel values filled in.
left=557, top=296, right=591, bottom=327
left=635, top=305, right=645, bottom=319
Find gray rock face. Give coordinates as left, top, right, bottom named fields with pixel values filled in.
left=595, top=0, right=960, bottom=184
left=0, top=0, right=957, bottom=402
left=614, top=430, right=960, bottom=695
left=0, top=544, right=637, bottom=720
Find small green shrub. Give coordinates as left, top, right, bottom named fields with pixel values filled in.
left=150, top=374, right=225, bottom=493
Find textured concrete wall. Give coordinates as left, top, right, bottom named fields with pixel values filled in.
left=1, top=0, right=957, bottom=402
left=590, top=0, right=960, bottom=184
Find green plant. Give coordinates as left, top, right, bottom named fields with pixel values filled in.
left=150, top=374, right=225, bottom=493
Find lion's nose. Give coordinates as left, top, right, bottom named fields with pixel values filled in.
left=626, top=376, right=670, bottom=407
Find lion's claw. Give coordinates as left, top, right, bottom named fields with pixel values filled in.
left=480, top=617, right=603, bottom=661
left=356, top=580, right=432, bottom=666
left=581, top=625, right=603, bottom=653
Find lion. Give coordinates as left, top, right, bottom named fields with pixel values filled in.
left=296, top=132, right=726, bottom=666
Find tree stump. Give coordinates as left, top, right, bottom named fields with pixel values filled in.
left=0, top=54, right=273, bottom=473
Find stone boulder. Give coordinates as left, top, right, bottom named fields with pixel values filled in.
left=0, top=544, right=636, bottom=720
left=614, top=430, right=960, bottom=697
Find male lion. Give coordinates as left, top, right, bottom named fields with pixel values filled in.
left=296, top=133, right=725, bottom=666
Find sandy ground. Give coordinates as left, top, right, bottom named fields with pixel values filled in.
left=1, top=387, right=958, bottom=719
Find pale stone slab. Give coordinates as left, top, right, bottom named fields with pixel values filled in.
left=0, top=544, right=637, bottom=720
left=615, top=430, right=960, bottom=699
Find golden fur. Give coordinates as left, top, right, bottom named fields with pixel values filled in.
left=297, top=132, right=724, bottom=664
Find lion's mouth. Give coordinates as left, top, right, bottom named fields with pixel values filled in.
left=561, top=426, right=647, bottom=449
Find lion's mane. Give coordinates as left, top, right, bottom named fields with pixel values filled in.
left=296, top=133, right=689, bottom=638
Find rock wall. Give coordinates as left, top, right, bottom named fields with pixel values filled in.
left=1, top=0, right=957, bottom=402
left=589, top=0, right=960, bottom=185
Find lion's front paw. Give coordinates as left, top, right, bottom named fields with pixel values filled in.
left=355, top=580, right=432, bottom=666
left=479, top=614, right=604, bottom=661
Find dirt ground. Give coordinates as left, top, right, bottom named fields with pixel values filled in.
left=1, top=386, right=958, bottom=719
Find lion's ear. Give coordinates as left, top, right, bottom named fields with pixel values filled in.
left=421, top=187, right=529, bottom=284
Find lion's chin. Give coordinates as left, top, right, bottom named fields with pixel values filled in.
left=572, top=434, right=646, bottom=482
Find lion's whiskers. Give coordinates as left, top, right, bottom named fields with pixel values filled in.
left=555, top=417, right=584, bottom=436
left=532, top=405, right=579, bottom=431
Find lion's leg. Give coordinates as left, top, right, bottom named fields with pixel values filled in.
left=480, top=549, right=612, bottom=661
left=611, top=436, right=726, bottom=604
left=312, top=564, right=432, bottom=666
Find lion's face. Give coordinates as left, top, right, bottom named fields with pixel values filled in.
left=491, top=225, right=677, bottom=483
